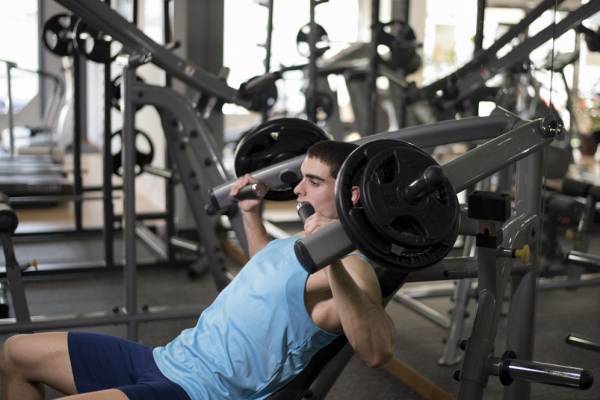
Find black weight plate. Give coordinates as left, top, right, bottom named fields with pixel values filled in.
left=42, top=13, right=77, bottom=57
left=234, top=118, right=330, bottom=200
left=110, top=74, right=146, bottom=112
left=296, top=23, right=330, bottom=58
left=361, top=144, right=458, bottom=247
left=336, top=140, right=459, bottom=271
left=111, top=129, right=155, bottom=176
left=377, top=21, right=421, bottom=74
left=73, top=19, right=122, bottom=63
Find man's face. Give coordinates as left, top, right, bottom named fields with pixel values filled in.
left=293, top=156, right=338, bottom=219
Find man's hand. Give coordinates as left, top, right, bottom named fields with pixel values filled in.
left=229, top=174, right=264, bottom=213
left=303, top=213, right=337, bottom=235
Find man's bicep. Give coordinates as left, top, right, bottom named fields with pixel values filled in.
left=342, top=255, right=383, bottom=305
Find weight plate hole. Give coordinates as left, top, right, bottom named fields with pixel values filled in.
left=374, top=156, right=397, bottom=184
left=392, top=216, right=425, bottom=237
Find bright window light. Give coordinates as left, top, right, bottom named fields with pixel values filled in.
left=0, top=0, right=38, bottom=114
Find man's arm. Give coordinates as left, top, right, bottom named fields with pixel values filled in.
left=327, top=256, right=395, bottom=368
left=240, top=209, right=270, bottom=257
left=229, top=174, right=271, bottom=257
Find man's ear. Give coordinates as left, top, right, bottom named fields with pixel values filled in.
left=351, top=186, right=360, bottom=205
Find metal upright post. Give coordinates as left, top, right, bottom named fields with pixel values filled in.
left=121, top=56, right=139, bottom=340
left=163, top=0, right=176, bottom=265
left=262, top=0, right=275, bottom=122
left=306, top=0, right=318, bottom=122
left=366, top=0, right=380, bottom=135
left=132, top=0, right=139, bottom=26
left=5, top=62, right=15, bottom=157
left=103, top=0, right=115, bottom=269
left=438, top=235, right=475, bottom=366
left=503, top=151, right=543, bottom=400
left=475, top=0, right=486, bottom=54
left=73, top=53, right=85, bottom=231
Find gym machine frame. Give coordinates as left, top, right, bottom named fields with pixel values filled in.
left=0, top=0, right=248, bottom=338
left=292, top=119, right=594, bottom=398
left=213, top=112, right=593, bottom=399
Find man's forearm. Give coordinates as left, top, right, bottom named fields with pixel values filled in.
left=327, top=260, right=395, bottom=367
left=241, top=210, right=270, bottom=257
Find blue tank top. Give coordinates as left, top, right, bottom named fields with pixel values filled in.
left=153, top=237, right=339, bottom=400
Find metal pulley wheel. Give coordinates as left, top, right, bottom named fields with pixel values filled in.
left=110, top=74, right=146, bottom=112
left=234, top=118, right=330, bottom=200
left=336, top=140, right=459, bottom=271
left=377, top=20, right=421, bottom=74
left=111, top=129, right=155, bottom=176
left=310, top=92, right=335, bottom=122
left=73, top=19, right=123, bottom=63
left=296, top=23, right=330, bottom=59
left=42, top=13, right=78, bottom=57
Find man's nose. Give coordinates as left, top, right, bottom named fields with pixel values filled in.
left=293, top=179, right=304, bottom=196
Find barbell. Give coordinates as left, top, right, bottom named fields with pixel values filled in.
left=297, top=139, right=459, bottom=272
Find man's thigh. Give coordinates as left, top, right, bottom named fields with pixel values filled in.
left=68, top=332, right=155, bottom=394
left=4, top=332, right=77, bottom=395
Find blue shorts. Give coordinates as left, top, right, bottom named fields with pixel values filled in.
left=68, top=332, right=190, bottom=400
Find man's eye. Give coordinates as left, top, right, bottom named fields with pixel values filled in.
left=309, top=180, right=319, bottom=186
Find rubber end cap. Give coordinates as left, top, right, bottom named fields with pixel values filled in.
left=294, top=240, right=318, bottom=274
left=580, top=370, right=594, bottom=390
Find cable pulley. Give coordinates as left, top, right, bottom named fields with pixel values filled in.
left=42, top=13, right=78, bottom=57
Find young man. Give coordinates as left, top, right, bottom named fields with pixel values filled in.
left=0, top=140, right=395, bottom=400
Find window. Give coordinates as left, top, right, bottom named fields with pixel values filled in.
left=0, top=0, right=39, bottom=114
left=223, top=0, right=360, bottom=116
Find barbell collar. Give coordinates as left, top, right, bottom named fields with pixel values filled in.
left=294, top=221, right=355, bottom=273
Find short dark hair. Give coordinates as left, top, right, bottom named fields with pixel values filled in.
left=306, top=140, right=358, bottom=179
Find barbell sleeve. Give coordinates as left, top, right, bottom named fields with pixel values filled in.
left=564, top=250, right=600, bottom=270
left=404, top=165, right=444, bottom=204
left=488, top=357, right=593, bottom=390
left=294, top=221, right=355, bottom=273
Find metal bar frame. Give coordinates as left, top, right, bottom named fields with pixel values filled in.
left=54, top=0, right=249, bottom=107
left=420, top=1, right=600, bottom=109
left=125, top=81, right=248, bottom=289
left=121, top=56, right=139, bottom=340
left=102, top=0, right=115, bottom=270
left=409, top=0, right=567, bottom=102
